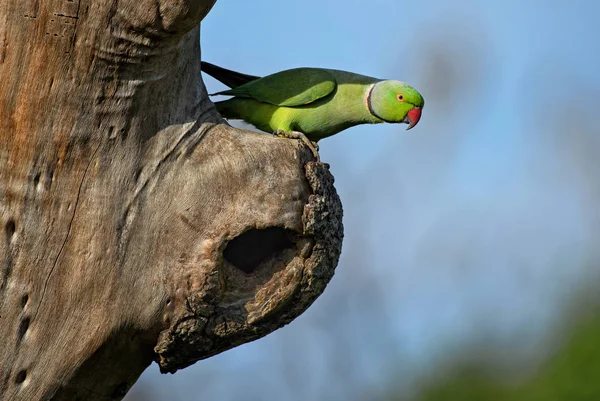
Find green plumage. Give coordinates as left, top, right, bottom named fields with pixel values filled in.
left=214, top=68, right=337, bottom=107
left=202, top=62, right=424, bottom=142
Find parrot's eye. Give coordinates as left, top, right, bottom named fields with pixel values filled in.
left=396, top=94, right=404, bottom=102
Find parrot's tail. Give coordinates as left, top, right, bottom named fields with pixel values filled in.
left=201, top=62, right=260, bottom=89
left=212, top=99, right=273, bottom=134
left=212, top=100, right=236, bottom=120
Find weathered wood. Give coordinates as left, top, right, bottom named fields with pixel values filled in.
left=0, top=1, right=343, bottom=400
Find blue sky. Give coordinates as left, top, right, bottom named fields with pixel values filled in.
left=127, top=1, right=600, bottom=400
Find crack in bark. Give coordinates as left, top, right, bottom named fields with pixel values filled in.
left=32, top=143, right=101, bottom=324
left=68, top=0, right=82, bottom=54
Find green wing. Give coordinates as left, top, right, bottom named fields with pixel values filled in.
left=212, top=68, right=337, bottom=107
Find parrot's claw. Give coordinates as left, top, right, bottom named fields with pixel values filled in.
left=273, top=130, right=320, bottom=162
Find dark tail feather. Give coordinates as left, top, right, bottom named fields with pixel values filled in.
left=212, top=99, right=237, bottom=120
left=201, top=61, right=261, bottom=89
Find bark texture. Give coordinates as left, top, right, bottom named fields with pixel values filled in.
left=0, top=1, right=344, bottom=400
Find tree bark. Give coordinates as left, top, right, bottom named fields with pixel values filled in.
left=0, top=1, right=343, bottom=400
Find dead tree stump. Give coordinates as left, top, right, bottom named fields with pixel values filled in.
left=0, top=1, right=343, bottom=399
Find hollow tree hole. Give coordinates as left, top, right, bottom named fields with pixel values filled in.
left=5, top=219, right=16, bottom=239
left=223, top=227, right=295, bottom=274
left=15, top=370, right=26, bottom=384
left=21, top=294, right=28, bottom=308
left=17, top=317, right=30, bottom=342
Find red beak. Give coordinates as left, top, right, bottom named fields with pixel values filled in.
left=406, top=107, right=422, bottom=130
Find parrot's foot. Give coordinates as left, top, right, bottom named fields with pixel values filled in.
left=273, top=130, right=320, bottom=162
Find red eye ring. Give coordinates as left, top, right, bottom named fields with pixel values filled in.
left=396, top=94, right=404, bottom=102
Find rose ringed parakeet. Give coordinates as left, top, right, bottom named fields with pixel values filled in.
left=202, top=61, right=424, bottom=160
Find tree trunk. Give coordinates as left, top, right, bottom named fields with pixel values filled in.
left=0, top=1, right=343, bottom=400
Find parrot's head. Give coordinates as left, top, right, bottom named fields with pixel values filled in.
left=367, top=80, right=424, bottom=130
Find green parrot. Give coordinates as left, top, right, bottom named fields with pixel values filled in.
left=202, top=61, right=424, bottom=160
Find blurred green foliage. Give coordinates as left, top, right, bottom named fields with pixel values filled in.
left=411, top=312, right=600, bottom=401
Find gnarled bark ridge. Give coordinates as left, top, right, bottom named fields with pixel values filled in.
left=0, top=1, right=343, bottom=400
